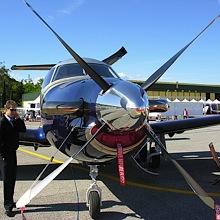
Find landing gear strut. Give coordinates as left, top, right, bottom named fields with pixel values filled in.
left=86, top=165, right=101, bottom=219
left=148, top=145, right=161, bottom=169
left=132, top=134, right=166, bottom=174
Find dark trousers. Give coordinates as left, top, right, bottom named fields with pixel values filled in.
left=0, top=151, right=17, bottom=211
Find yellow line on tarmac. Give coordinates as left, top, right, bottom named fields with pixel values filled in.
left=18, top=147, right=220, bottom=197
left=18, top=147, right=63, bottom=164
left=100, top=173, right=220, bottom=197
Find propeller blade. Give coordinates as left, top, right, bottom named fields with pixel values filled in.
left=141, top=15, right=220, bottom=90
left=16, top=122, right=107, bottom=208
left=11, top=64, right=55, bottom=70
left=23, top=0, right=110, bottom=92
left=16, top=156, right=73, bottom=208
left=144, top=123, right=215, bottom=209
left=102, top=47, right=127, bottom=65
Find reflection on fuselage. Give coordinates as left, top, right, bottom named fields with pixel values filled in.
left=40, top=59, right=149, bottom=163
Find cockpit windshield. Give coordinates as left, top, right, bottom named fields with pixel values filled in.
left=53, top=63, right=119, bottom=81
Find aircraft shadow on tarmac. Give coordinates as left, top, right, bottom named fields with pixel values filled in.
left=4, top=152, right=220, bottom=219
left=12, top=202, right=140, bottom=220
left=14, top=163, right=90, bottom=181
left=5, top=150, right=217, bottom=181
left=97, top=155, right=220, bottom=220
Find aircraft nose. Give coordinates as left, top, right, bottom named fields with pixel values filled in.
left=96, top=80, right=149, bottom=130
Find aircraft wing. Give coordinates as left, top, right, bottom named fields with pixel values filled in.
left=150, top=115, right=220, bottom=135
left=11, top=46, right=128, bottom=70
left=11, top=64, right=55, bottom=70
left=19, top=127, right=50, bottom=147
left=19, top=116, right=220, bottom=147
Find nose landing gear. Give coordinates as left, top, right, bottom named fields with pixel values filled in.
left=86, top=165, right=102, bottom=219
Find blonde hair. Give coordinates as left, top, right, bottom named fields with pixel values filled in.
left=4, top=100, right=17, bottom=110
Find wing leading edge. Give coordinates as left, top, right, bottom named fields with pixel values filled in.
left=150, top=115, right=220, bottom=135
left=19, top=127, right=50, bottom=147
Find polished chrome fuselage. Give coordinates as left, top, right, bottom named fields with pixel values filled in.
left=40, top=59, right=149, bottom=163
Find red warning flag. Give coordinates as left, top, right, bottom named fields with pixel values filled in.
left=117, top=143, right=126, bottom=186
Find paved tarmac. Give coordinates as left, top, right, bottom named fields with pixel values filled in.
left=1, top=124, right=220, bottom=219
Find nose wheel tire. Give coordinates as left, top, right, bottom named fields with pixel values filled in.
left=88, top=191, right=100, bottom=219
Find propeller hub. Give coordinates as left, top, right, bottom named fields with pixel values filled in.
left=96, top=81, right=149, bottom=130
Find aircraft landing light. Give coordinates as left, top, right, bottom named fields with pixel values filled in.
left=18, top=146, right=220, bottom=197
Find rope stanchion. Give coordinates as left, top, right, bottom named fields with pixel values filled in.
left=209, top=142, right=220, bottom=168
left=19, top=207, right=26, bottom=220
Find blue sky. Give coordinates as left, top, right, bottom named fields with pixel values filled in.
left=1, top=0, right=220, bottom=84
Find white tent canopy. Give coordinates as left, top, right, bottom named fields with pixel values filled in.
left=173, top=98, right=180, bottom=102
left=190, top=99, right=197, bottom=102
left=162, top=99, right=204, bottom=117
left=206, top=99, right=213, bottom=104
left=182, top=98, right=189, bottom=102
left=213, top=99, right=220, bottom=104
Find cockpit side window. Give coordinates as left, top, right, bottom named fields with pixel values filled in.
left=42, top=67, right=55, bottom=88
left=89, top=63, right=117, bottom=78
left=53, top=64, right=84, bottom=81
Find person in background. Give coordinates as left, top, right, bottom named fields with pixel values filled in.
left=183, top=108, right=189, bottom=119
left=0, top=100, right=26, bottom=217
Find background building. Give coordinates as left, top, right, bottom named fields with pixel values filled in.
left=132, top=81, right=220, bottom=101
left=21, top=81, right=220, bottom=109
left=22, top=92, right=40, bottom=109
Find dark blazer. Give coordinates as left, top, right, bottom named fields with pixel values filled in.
left=0, top=115, right=26, bottom=154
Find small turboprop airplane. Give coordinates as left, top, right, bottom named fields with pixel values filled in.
left=11, top=1, right=220, bottom=219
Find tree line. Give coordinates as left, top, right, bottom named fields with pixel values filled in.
left=0, top=64, right=43, bottom=107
